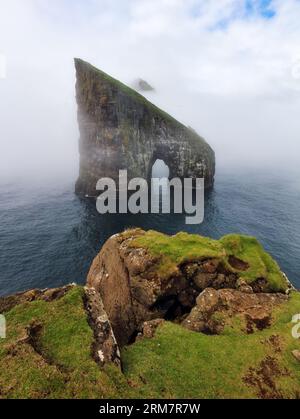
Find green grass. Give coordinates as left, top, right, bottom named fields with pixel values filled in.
left=0, top=287, right=130, bottom=399
left=130, top=230, right=289, bottom=292
left=0, top=286, right=299, bottom=399
left=220, top=234, right=287, bottom=291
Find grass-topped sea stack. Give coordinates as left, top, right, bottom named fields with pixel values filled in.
left=74, top=59, right=215, bottom=197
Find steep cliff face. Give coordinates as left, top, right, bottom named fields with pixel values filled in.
left=74, top=59, right=215, bottom=196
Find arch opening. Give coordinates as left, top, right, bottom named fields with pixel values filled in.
left=151, top=159, right=170, bottom=179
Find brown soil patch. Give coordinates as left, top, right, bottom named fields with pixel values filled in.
left=243, top=356, right=290, bottom=399
left=228, top=255, right=249, bottom=271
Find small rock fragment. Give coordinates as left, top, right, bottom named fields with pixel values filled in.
left=292, top=350, right=300, bottom=362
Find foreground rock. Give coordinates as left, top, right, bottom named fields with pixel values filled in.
left=87, top=229, right=291, bottom=347
left=74, top=59, right=215, bottom=197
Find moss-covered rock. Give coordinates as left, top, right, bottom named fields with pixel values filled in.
left=85, top=228, right=292, bottom=349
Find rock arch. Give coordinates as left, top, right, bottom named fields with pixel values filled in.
left=151, top=158, right=170, bottom=179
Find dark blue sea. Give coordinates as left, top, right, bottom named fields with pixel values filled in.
left=0, top=168, right=299, bottom=296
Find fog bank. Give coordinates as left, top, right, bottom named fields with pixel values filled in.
left=0, top=0, right=300, bottom=181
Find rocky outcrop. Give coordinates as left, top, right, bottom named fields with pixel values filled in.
left=86, top=229, right=291, bottom=349
left=0, top=284, right=122, bottom=371
left=74, top=59, right=215, bottom=197
left=87, top=230, right=199, bottom=346
left=136, top=319, right=165, bottom=340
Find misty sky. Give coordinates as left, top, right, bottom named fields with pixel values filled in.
left=0, top=0, right=300, bottom=180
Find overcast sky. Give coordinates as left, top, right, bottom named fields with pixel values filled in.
left=0, top=0, right=300, bottom=180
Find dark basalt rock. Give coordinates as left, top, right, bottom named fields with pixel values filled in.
left=74, top=58, right=215, bottom=197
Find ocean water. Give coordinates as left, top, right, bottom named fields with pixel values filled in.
left=0, top=168, right=299, bottom=296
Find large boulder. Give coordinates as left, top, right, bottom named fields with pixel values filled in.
left=87, top=230, right=191, bottom=346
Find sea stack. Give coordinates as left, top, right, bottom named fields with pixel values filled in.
left=74, top=58, right=215, bottom=197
